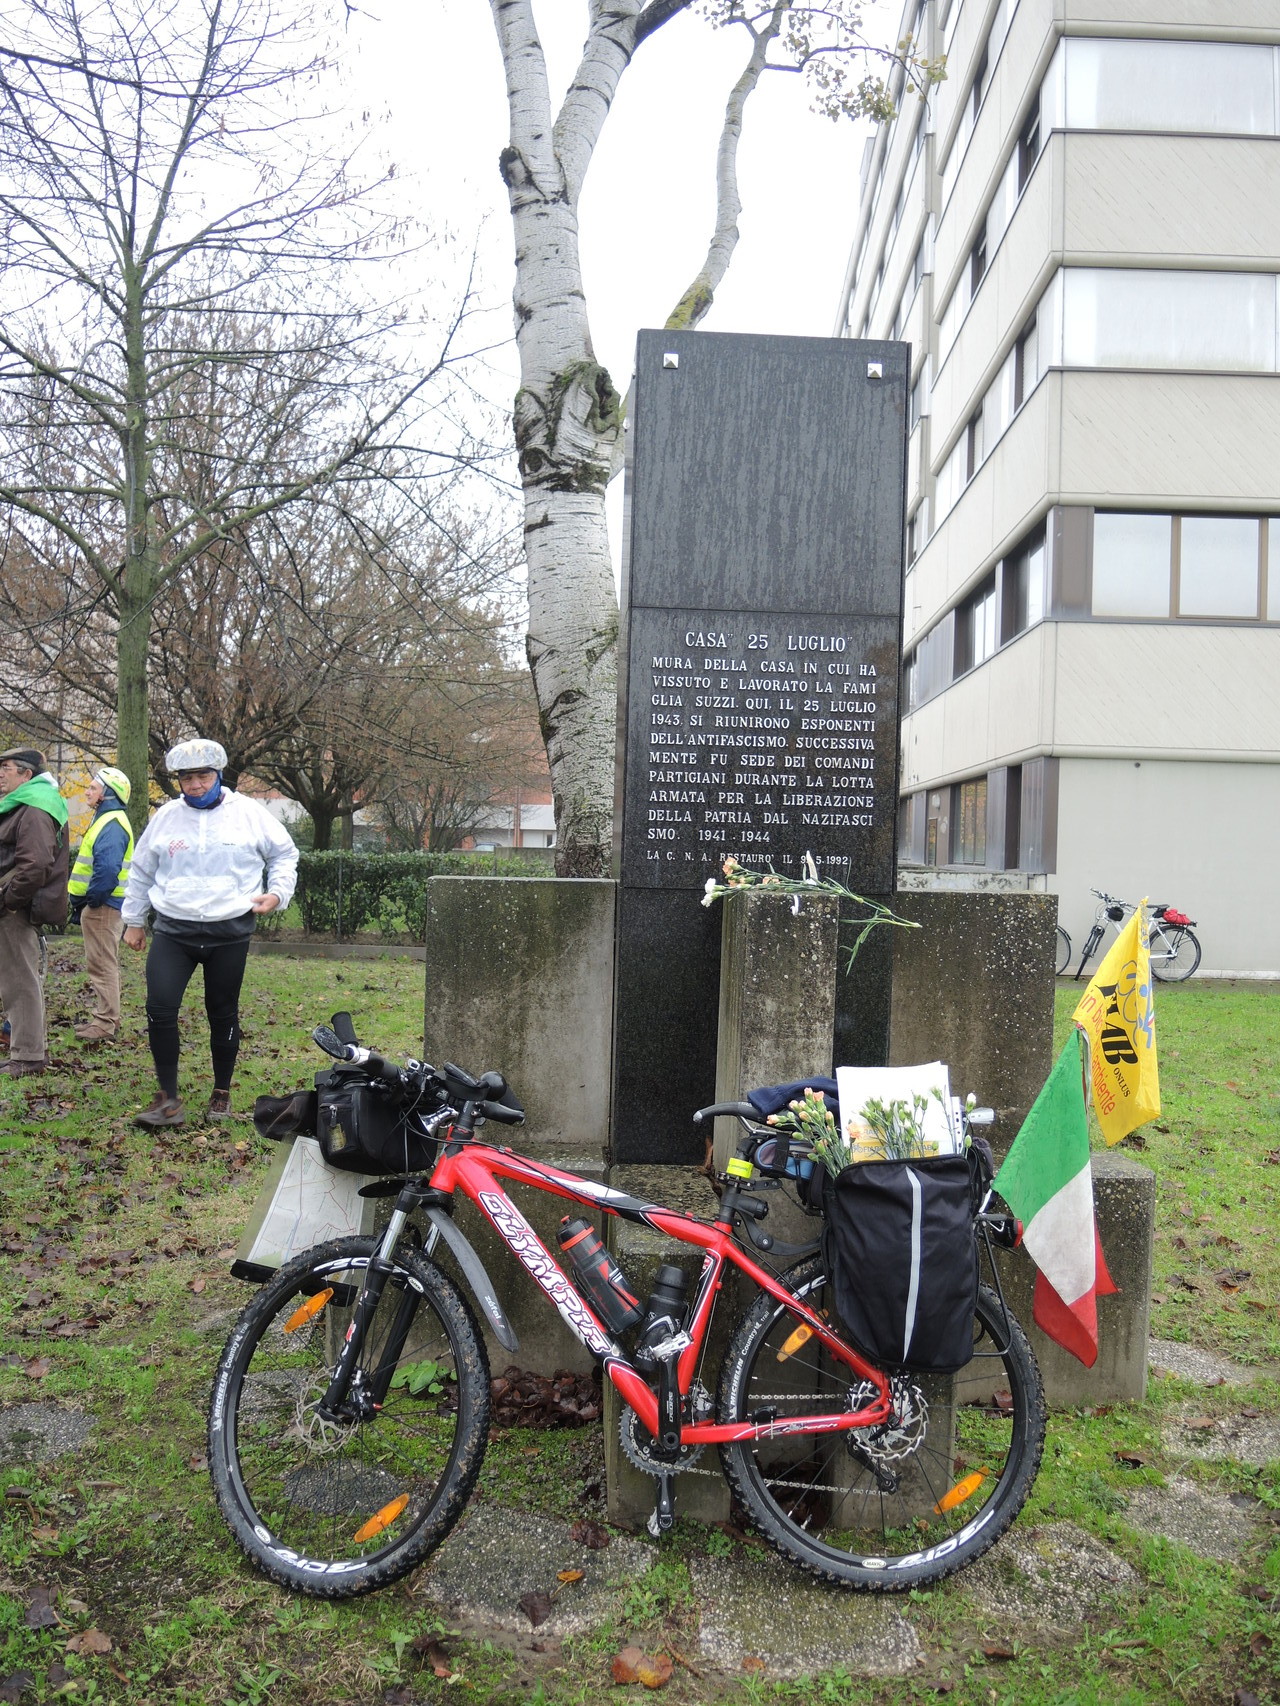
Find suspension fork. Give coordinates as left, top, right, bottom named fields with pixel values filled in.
left=315, top=1201, right=419, bottom=1421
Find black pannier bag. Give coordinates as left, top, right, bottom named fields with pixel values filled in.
left=821, top=1154, right=979, bottom=1374
left=313, top=1067, right=443, bottom=1175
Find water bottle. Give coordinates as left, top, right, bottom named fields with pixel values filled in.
left=557, top=1217, right=644, bottom=1332
left=633, top=1264, right=690, bottom=1370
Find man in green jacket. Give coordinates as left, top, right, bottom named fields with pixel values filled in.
left=0, top=746, right=70, bottom=1077
left=68, top=766, right=134, bottom=1042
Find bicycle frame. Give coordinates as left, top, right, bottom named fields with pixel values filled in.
left=408, top=1137, right=893, bottom=1450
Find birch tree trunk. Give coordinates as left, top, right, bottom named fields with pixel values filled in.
left=489, top=0, right=648, bottom=877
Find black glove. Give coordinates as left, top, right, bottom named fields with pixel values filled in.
left=69, top=901, right=83, bottom=925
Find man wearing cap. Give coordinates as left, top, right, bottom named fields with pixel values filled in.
left=68, top=767, right=135, bottom=1042
left=0, top=745, right=70, bottom=1078
left=122, top=738, right=298, bottom=1128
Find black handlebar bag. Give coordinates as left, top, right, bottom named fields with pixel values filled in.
left=314, top=1067, right=442, bottom=1175
left=821, top=1154, right=978, bottom=1374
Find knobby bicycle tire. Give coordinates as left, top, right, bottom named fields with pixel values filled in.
left=208, top=1236, right=490, bottom=1597
left=718, top=1262, right=1045, bottom=1591
left=1150, top=924, right=1201, bottom=982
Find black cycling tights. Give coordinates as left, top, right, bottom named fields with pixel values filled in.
left=144, top=929, right=252, bottom=1098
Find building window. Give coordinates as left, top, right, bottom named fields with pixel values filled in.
left=1178, top=517, right=1261, bottom=618
left=1013, top=314, right=1039, bottom=408
left=954, top=572, right=997, bottom=675
left=1092, top=513, right=1172, bottom=617
left=1092, top=511, right=1279, bottom=621
left=1017, top=100, right=1041, bottom=192
left=964, top=406, right=983, bottom=482
left=1063, top=269, right=1277, bottom=373
left=1001, top=529, right=1047, bottom=640
left=952, top=777, right=987, bottom=865
left=969, top=222, right=987, bottom=296
left=1061, top=38, right=1277, bottom=136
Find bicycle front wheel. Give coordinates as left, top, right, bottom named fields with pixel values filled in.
left=718, top=1263, right=1045, bottom=1591
left=1150, top=924, right=1200, bottom=982
left=209, top=1237, right=490, bottom=1597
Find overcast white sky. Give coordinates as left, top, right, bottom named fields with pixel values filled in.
left=340, top=1, right=898, bottom=399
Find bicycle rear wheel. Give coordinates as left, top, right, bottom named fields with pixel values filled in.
left=718, top=1262, right=1045, bottom=1591
left=1150, top=924, right=1200, bottom=982
left=1055, top=926, right=1071, bottom=976
left=209, top=1237, right=490, bottom=1597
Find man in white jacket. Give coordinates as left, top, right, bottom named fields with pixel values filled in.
left=121, top=738, right=299, bottom=1129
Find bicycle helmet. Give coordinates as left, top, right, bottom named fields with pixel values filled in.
left=164, top=738, right=227, bottom=773
left=93, top=764, right=131, bottom=803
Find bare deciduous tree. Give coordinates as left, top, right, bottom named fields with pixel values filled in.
left=0, top=0, right=475, bottom=827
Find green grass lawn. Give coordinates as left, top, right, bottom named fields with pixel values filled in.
left=0, top=951, right=1276, bottom=1705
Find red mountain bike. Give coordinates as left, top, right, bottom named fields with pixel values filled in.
left=208, top=1021, right=1045, bottom=1598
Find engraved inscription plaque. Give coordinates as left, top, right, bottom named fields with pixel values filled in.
left=611, top=329, right=908, bottom=1163
left=622, top=607, right=898, bottom=891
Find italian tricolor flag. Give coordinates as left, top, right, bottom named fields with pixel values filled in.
left=994, top=1032, right=1118, bottom=1367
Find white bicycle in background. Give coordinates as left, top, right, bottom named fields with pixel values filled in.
left=1055, top=889, right=1201, bottom=982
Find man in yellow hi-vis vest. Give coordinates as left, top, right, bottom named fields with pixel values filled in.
left=69, top=767, right=134, bottom=1042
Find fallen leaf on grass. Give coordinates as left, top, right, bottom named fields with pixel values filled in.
left=65, top=1629, right=112, bottom=1655
left=740, top=1656, right=766, bottom=1674
left=411, top=1633, right=457, bottom=1679
left=30, top=1526, right=58, bottom=1543
left=189, top=1278, right=206, bottom=1294
left=187, top=1452, right=208, bottom=1471
left=1115, top=1452, right=1147, bottom=1469
left=24, top=1587, right=61, bottom=1630
left=1250, top=1631, right=1271, bottom=1658
left=0, top=1671, right=35, bottom=1704
left=569, top=1518, right=609, bottom=1549
left=1234, top=1691, right=1261, bottom=1706
left=611, top=1646, right=673, bottom=1688
left=982, top=1644, right=1017, bottom=1661
left=23, top=1357, right=50, bottom=1380
left=556, top=1569, right=584, bottom=1585
left=1185, top=1417, right=1217, bottom=1431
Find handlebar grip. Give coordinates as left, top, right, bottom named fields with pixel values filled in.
left=693, top=1101, right=760, bottom=1124
left=477, top=1097, right=524, bottom=1126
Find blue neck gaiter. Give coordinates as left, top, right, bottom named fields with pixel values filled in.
left=181, top=774, right=225, bottom=811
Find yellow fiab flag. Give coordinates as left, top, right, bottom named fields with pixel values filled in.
left=1072, top=901, right=1160, bottom=1144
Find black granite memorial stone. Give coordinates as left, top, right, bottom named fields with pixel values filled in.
left=611, top=330, right=907, bottom=1163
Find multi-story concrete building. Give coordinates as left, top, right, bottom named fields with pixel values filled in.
left=837, top=0, right=1280, bottom=974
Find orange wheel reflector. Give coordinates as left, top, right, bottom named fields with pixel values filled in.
left=283, top=1288, right=333, bottom=1333
left=933, top=1469, right=989, bottom=1515
left=776, top=1324, right=815, bottom=1362
left=353, top=1494, right=410, bottom=1543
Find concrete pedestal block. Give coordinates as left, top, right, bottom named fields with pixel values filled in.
left=604, top=1166, right=736, bottom=1526
left=988, top=1150, right=1155, bottom=1405
left=713, top=888, right=840, bottom=1252
left=423, top=877, right=616, bottom=1155
left=889, top=891, right=1057, bottom=1157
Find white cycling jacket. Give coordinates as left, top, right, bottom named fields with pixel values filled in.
left=121, top=791, right=299, bottom=926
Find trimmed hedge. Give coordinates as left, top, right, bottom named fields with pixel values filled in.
left=283, top=850, right=549, bottom=941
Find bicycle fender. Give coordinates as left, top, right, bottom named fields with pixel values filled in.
left=423, top=1206, right=520, bottom=1354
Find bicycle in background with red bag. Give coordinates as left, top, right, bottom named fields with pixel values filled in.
left=1056, top=888, right=1200, bottom=981
left=208, top=1015, right=1045, bottom=1599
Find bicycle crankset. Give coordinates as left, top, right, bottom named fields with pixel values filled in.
left=620, top=1382, right=712, bottom=1475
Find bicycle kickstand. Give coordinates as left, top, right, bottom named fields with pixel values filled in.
left=647, top=1472, right=677, bottom=1539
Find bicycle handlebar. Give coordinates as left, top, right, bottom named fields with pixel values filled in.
left=309, top=1027, right=524, bottom=1126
